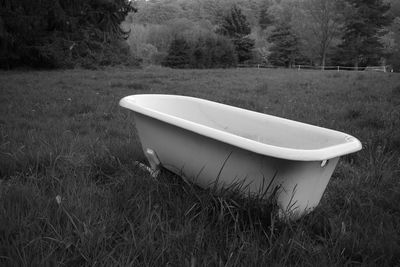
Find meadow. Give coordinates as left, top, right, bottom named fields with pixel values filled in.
left=0, top=67, right=399, bottom=266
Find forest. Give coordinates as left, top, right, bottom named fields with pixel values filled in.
left=1, top=0, right=400, bottom=70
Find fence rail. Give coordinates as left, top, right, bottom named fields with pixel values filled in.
left=237, top=64, right=393, bottom=72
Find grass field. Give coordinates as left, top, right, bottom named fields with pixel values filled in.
left=1, top=67, right=400, bottom=266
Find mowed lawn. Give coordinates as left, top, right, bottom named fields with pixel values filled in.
left=0, top=67, right=399, bottom=266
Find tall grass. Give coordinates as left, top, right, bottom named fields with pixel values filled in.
left=0, top=67, right=399, bottom=265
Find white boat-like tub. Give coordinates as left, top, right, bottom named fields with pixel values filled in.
left=120, top=94, right=362, bottom=218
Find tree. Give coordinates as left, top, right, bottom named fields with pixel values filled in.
left=387, top=0, right=400, bottom=19
left=132, top=0, right=183, bottom=24
left=296, top=0, right=344, bottom=68
left=0, top=0, right=136, bottom=69
left=267, top=23, right=302, bottom=67
left=268, top=0, right=297, bottom=24
left=336, top=0, right=392, bottom=68
left=233, top=37, right=256, bottom=63
left=218, top=5, right=255, bottom=63
left=191, top=34, right=237, bottom=68
left=162, top=37, right=191, bottom=68
left=259, top=0, right=274, bottom=30
left=212, top=35, right=237, bottom=67
left=183, top=0, right=225, bottom=24
left=386, top=17, right=400, bottom=71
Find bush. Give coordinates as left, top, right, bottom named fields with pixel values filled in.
left=162, top=37, right=191, bottom=68
left=151, top=51, right=168, bottom=66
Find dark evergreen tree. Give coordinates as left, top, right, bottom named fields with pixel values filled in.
left=162, top=37, right=191, bottom=68
left=335, top=0, right=392, bottom=68
left=219, top=5, right=251, bottom=37
left=191, top=35, right=237, bottom=68
left=191, top=37, right=215, bottom=68
left=233, top=37, right=256, bottom=63
left=212, top=35, right=237, bottom=67
left=0, top=0, right=136, bottom=69
left=218, top=5, right=255, bottom=63
left=267, top=23, right=302, bottom=67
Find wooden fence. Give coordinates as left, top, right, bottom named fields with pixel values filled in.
left=237, top=64, right=393, bottom=72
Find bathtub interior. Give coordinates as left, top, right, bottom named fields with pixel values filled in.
left=131, top=95, right=350, bottom=150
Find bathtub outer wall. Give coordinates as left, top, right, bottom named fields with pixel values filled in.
left=133, top=112, right=340, bottom=218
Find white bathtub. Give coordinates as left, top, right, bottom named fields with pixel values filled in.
left=120, top=94, right=362, bottom=218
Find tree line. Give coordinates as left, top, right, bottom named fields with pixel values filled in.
left=160, top=5, right=254, bottom=68
left=127, top=0, right=399, bottom=70
left=1, top=0, right=399, bottom=70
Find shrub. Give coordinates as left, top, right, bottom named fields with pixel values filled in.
left=162, top=37, right=191, bottom=68
left=151, top=51, right=168, bottom=65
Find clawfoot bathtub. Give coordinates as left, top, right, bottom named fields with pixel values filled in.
left=120, top=94, right=362, bottom=218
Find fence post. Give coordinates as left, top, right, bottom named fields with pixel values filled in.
left=337, top=66, right=339, bottom=72
left=298, top=65, right=301, bottom=71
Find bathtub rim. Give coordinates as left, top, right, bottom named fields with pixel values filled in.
left=119, top=94, right=362, bottom=161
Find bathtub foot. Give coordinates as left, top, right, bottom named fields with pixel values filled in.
left=145, top=148, right=161, bottom=170
left=134, top=148, right=161, bottom=178
left=134, top=161, right=160, bottom=178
